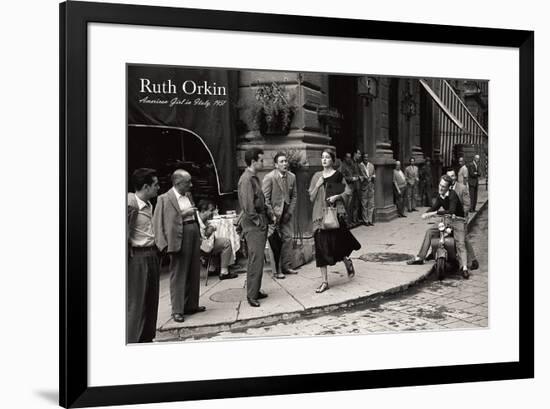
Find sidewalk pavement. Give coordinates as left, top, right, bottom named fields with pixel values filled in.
left=155, top=185, right=488, bottom=341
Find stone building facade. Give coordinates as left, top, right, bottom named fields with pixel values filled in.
left=233, top=71, right=488, bottom=267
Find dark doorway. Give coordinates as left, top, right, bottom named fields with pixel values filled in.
left=388, top=78, right=400, bottom=162
left=419, top=85, right=433, bottom=159
left=328, top=75, right=360, bottom=160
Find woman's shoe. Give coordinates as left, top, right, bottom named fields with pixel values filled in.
left=315, top=282, right=329, bottom=293
left=343, top=257, right=355, bottom=278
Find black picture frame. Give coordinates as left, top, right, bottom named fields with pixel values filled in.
left=60, top=1, right=534, bottom=407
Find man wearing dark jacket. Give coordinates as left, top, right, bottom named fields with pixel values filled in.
left=238, top=148, right=270, bottom=307
left=407, top=174, right=470, bottom=279
left=467, top=154, right=481, bottom=212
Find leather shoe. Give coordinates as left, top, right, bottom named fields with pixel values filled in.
left=283, top=268, right=298, bottom=275
left=469, top=260, right=479, bottom=270
left=220, top=272, right=238, bottom=280
left=186, top=306, right=206, bottom=315
left=273, top=272, right=286, bottom=279
left=172, top=313, right=185, bottom=323
left=257, top=291, right=268, bottom=299
left=247, top=298, right=260, bottom=307
left=407, top=258, right=424, bottom=265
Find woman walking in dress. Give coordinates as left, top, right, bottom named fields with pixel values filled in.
left=309, top=149, right=361, bottom=293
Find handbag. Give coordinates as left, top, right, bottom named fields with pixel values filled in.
left=322, top=204, right=340, bottom=230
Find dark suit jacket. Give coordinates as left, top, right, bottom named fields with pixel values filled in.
left=467, top=162, right=480, bottom=187
left=262, top=170, right=297, bottom=220
left=428, top=189, right=465, bottom=218
left=152, top=188, right=195, bottom=253
left=237, top=169, right=268, bottom=233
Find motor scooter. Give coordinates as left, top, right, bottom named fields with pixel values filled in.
left=430, top=214, right=464, bottom=280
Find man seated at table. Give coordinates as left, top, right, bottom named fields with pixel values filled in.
left=197, top=200, right=238, bottom=280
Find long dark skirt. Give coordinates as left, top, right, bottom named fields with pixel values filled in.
left=314, top=219, right=361, bottom=267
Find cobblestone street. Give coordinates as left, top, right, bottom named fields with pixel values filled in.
left=186, top=205, right=488, bottom=341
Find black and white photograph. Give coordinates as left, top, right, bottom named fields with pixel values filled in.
left=126, top=64, right=489, bottom=343
left=3, top=0, right=543, bottom=408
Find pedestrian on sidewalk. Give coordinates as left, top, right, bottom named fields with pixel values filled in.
left=340, top=151, right=362, bottom=226
left=393, top=161, right=407, bottom=217
left=262, top=151, right=299, bottom=279
left=237, top=148, right=270, bottom=307
left=127, top=168, right=160, bottom=343
left=419, top=157, right=434, bottom=207
left=359, top=152, right=376, bottom=226
left=309, top=149, right=361, bottom=294
left=152, top=169, right=205, bottom=324
left=405, top=157, right=419, bottom=212
left=457, top=156, right=469, bottom=186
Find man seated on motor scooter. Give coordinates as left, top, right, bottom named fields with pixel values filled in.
left=406, top=174, right=470, bottom=279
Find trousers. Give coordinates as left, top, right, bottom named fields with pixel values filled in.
left=394, top=185, right=406, bottom=216
left=127, top=248, right=159, bottom=343
left=406, top=183, right=417, bottom=211
left=208, top=236, right=234, bottom=270
left=417, top=221, right=468, bottom=269
left=243, top=226, right=268, bottom=300
left=469, top=183, right=479, bottom=211
left=361, top=183, right=375, bottom=223
left=346, top=186, right=361, bottom=224
left=168, top=223, right=201, bottom=314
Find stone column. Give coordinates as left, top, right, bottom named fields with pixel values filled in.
left=236, top=71, right=334, bottom=267
left=358, top=76, right=398, bottom=222
left=236, top=71, right=332, bottom=170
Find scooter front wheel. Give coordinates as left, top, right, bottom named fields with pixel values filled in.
left=435, top=258, right=446, bottom=281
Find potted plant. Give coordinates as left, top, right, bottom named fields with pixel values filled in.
left=240, top=82, right=295, bottom=137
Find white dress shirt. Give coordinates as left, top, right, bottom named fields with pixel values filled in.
left=172, top=187, right=195, bottom=222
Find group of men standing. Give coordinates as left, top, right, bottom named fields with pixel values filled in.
left=236, top=148, right=299, bottom=307
left=392, top=157, right=434, bottom=217
left=126, top=148, right=301, bottom=342
left=127, top=168, right=209, bottom=343
left=458, top=154, right=482, bottom=213
left=392, top=154, right=481, bottom=216
left=340, top=149, right=377, bottom=227
left=126, top=149, right=483, bottom=343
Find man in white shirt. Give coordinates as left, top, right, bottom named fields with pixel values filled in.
left=458, top=156, right=469, bottom=186
left=393, top=161, right=407, bottom=217
left=153, top=169, right=205, bottom=323
left=359, top=152, right=376, bottom=226
left=405, top=157, right=419, bottom=212
left=127, top=168, right=160, bottom=343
